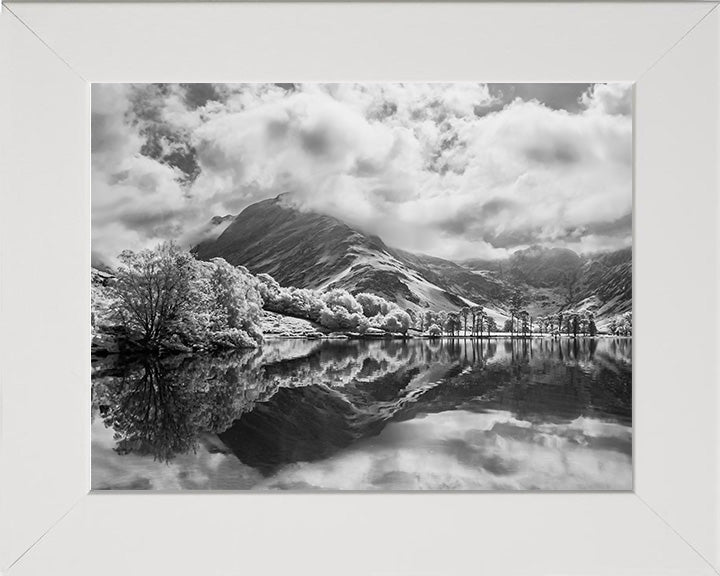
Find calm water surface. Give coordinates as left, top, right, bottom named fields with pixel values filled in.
left=92, top=338, right=632, bottom=490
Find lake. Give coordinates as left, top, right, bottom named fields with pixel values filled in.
left=91, top=337, right=632, bottom=491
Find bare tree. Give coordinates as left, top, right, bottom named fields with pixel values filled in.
left=509, top=290, right=525, bottom=338
left=113, top=242, right=196, bottom=346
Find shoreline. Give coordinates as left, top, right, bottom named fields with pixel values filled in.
left=92, top=333, right=631, bottom=359
left=265, top=333, right=632, bottom=341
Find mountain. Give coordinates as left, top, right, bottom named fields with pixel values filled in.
left=463, top=245, right=631, bottom=318
left=464, top=245, right=582, bottom=287
left=210, top=214, right=235, bottom=226
left=195, top=194, right=631, bottom=319
left=194, top=195, right=508, bottom=314
left=509, top=246, right=582, bottom=287
left=572, top=247, right=632, bottom=317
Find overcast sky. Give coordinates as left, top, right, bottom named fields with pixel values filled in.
left=92, top=82, right=632, bottom=264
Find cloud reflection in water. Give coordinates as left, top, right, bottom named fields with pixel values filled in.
left=92, top=338, right=632, bottom=491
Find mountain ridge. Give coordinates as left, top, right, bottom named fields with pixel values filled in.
left=195, top=195, right=631, bottom=320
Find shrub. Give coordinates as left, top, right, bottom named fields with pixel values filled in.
left=356, top=292, right=394, bottom=317
left=210, top=328, right=259, bottom=349
left=319, top=307, right=368, bottom=332
left=275, top=287, right=327, bottom=321
left=249, top=274, right=409, bottom=335
left=354, top=292, right=410, bottom=333
left=207, top=258, right=263, bottom=343
left=608, top=312, right=632, bottom=336
left=321, top=289, right=363, bottom=315
left=256, top=273, right=282, bottom=306
left=426, top=324, right=443, bottom=337
left=382, top=308, right=411, bottom=334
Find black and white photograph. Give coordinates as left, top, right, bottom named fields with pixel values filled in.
left=91, top=82, right=632, bottom=491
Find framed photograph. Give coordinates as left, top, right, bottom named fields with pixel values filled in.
left=1, top=2, right=718, bottom=575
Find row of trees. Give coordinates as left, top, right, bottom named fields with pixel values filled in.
left=417, top=290, right=528, bottom=338
left=415, top=307, right=498, bottom=338
left=100, top=243, right=415, bottom=351
left=99, top=244, right=631, bottom=351
left=257, top=275, right=412, bottom=334
left=419, top=309, right=631, bottom=339
left=535, top=312, right=597, bottom=338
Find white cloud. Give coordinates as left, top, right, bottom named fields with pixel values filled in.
left=581, top=83, right=633, bottom=116
left=92, top=83, right=632, bottom=264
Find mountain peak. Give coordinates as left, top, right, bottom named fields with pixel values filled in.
left=512, top=245, right=579, bottom=259
left=196, top=195, right=379, bottom=288
left=210, top=214, right=235, bottom=226
left=195, top=196, right=503, bottom=312
left=195, top=196, right=630, bottom=319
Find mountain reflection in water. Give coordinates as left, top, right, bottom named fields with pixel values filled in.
left=92, top=338, right=632, bottom=490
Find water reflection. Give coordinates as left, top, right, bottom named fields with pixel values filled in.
left=92, top=338, right=632, bottom=490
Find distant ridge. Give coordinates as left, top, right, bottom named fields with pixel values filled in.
left=195, top=195, right=631, bottom=319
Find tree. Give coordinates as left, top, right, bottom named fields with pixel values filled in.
left=477, top=308, right=487, bottom=338
left=588, top=314, right=597, bottom=336
left=424, top=311, right=435, bottom=333
left=579, top=313, right=589, bottom=336
left=427, top=324, right=443, bottom=338
left=460, top=306, right=470, bottom=336
left=623, top=311, right=632, bottom=334
left=256, top=273, right=282, bottom=306
left=319, top=306, right=368, bottom=332
left=562, top=269, right=580, bottom=306
left=445, top=312, right=459, bottom=337
left=321, top=289, right=363, bottom=315
left=110, top=244, right=265, bottom=350
left=537, top=316, right=547, bottom=334
left=518, top=311, right=530, bottom=336
left=550, top=316, right=557, bottom=335
left=356, top=292, right=394, bottom=317
left=204, top=258, right=264, bottom=347
left=382, top=308, right=412, bottom=334
left=437, top=311, right=448, bottom=331
left=486, top=316, right=498, bottom=334
left=608, top=312, right=632, bottom=336
left=503, top=319, right=513, bottom=333
left=113, top=242, right=197, bottom=346
left=509, top=291, right=525, bottom=338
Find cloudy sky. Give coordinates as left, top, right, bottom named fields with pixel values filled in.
left=92, top=82, right=632, bottom=265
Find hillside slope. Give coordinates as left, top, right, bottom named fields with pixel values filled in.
left=196, top=195, right=631, bottom=320
left=195, top=195, right=506, bottom=313
left=463, top=245, right=631, bottom=318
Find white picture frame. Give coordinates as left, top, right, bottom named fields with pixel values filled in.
left=1, top=2, right=718, bottom=574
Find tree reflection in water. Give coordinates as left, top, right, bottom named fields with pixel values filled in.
left=94, top=350, right=262, bottom=462
left=93, top=337, right=632, bottom=478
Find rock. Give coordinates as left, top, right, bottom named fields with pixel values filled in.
left=326, top=332, right=349, bottom=340
left=363, top=327, right=387, bottom=338
left=260, top=310, right=328, bottom=339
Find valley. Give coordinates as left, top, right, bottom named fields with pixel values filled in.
left=195, top=194, right=632, bottom=324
